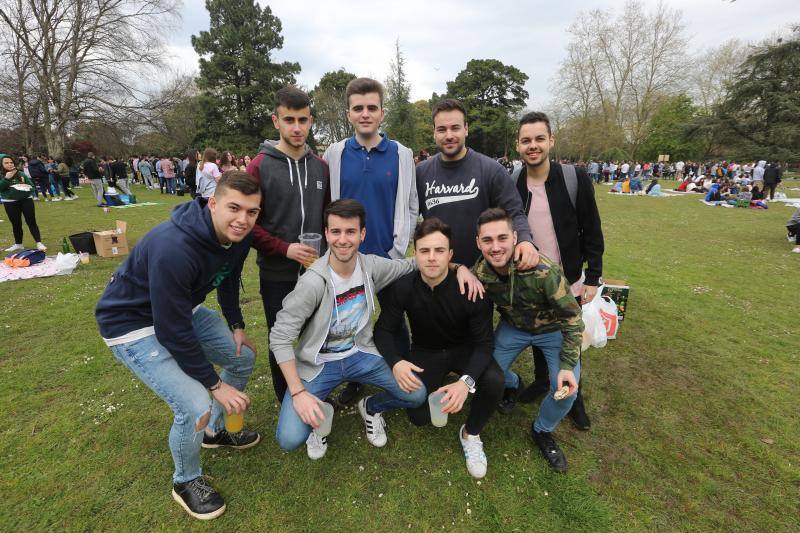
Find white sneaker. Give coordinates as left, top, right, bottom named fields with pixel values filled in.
left=792, top=247, right=800, bottom=254
left=4, top=243, right=23, bottom=252
left=36, top=242, right=47, bottom=252
left=357, top=397, right=387, bottom=447
left=459, top=424, right=487, bottom=479
left=64, top=196, right=75, bottom=201
left=306, top=430, right=327, bottom=460
left=51, top=197, right=61, bottom=202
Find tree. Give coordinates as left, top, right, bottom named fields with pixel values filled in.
left=383, top=39, right=415, bottom=148
left=192, top=0, right=300, bottom=151
left=0, top=0, right=181, bottom=158
left=638, top=94, right=705, bottom=161
left=712, top=27, right=800, bottom=162
left=445, top=59, right=529, bottom=157
left=410, top=99, right=436, bottom=155
left=311, top=69, right=356, bottom=147
left=551, top=0, right=688, bottom=158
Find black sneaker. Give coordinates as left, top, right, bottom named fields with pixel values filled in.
left=201, top=428, right=261, bottom=449
left=497, top=376, right=524, bottom=414
left=568, top=390, right=591, bottom=430
left=532, top=430, right=568, bottom=473
left=336, top=381, right=363, bottom=406
left=172, top=476, right=226, bottom=520
left=517, top=377, right=549, bottom=404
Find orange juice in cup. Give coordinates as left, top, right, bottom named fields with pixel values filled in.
left=224, top=412, right=244, bottom=433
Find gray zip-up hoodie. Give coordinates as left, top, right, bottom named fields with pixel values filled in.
left=324, top=137, right=418, bottom=259
left=269, top=251, right=416, bottom=382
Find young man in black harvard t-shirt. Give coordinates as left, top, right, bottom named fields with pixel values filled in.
left=374, top=218, right=504, bottom=479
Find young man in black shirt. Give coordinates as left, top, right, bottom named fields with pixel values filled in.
left=374, top=218, right=503, bottom=479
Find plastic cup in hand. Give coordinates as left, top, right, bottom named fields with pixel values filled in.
left=224, top=411, right=244, bottom=433
left=315, top=401, right=335, bottom=437
left=299, top=232, right=322, bottom=267
left=428, top=391, right=448, bottom=427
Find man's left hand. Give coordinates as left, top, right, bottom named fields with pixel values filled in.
left=581, top=285, right=599, bottom=305
left=514, top=241, right=539, bottom=270
left=233, top=328, right=257, bottom=357
left=436, top=380, right=469, bottom=414
left=555, top=369, right=578, bottom=398
left=456, top=265, right=484, bottom=302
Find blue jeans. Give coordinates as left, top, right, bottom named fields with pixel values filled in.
left=275, top=350, right=427, bottom=451
left=492, top=320, right=581, bottom=433
left=108, top=306, right=255, bottom=483
left=166, top=177, right=176, bottom=194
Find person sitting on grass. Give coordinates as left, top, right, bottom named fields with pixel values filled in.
left=473, top=208, right=584, bottom=473
left=646, top=179, right=665, bottom=196
left=787, top=206, right=800, bottom=254
left=95, top=171, right=263, bottom=521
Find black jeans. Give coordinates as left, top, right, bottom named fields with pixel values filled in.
left=260, top=276, right=298, bottom=402
left=405, top=345, right=504, bottom=435
left=764, top=182, right=777, bottom=200
left=35, top=176, right=51, bottom=198
left=3, top=199, right=41, bottom=243
left=59, top=176, right=74, bottom=197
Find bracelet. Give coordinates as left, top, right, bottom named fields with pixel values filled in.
left=291, top=388, right=306, bottom=398
left=209, top=380, right=222, bottom=392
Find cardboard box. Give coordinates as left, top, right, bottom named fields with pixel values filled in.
left=92, top=220, right=129, bottom=258
left=602, top=279, right=630, bottom=321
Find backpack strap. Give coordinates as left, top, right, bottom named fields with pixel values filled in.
left=560, top=163, right=578, bottom=210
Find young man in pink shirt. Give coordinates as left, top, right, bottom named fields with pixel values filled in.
left=510, top=111, right=604, bottom=430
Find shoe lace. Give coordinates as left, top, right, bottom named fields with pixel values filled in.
left=538, top=432, right=559, bottom=454
left=367, top=413, right=386, bottom=437
left=308, top=431, right=327, bottom=448
left=188, top=477, right=215, bottom=501
left=462, top=437, right=486, bottom=463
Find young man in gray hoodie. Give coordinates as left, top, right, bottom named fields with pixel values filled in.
left=269, top=199, right=481, bottom=460
left=247, top=86, right=330, bottom=403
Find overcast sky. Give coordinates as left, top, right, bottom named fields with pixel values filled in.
left=166, top=0, right=797, bottom=107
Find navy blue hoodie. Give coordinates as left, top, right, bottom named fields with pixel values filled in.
left=96, top=197, right=252, bottom=388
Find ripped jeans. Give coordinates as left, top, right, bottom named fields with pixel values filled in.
left=109, top=306, right=255, bottom=483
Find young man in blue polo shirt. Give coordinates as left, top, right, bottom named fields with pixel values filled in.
left=323, top=77, right=419, bottom=405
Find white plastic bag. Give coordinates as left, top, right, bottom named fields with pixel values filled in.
left=581, top=297, right=608, bottom=350
left=597, top=295, right=620, bottom=339
left=54, top=252, right=80, bottom=275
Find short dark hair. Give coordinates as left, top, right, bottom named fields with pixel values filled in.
left=274, top=86, right=311, bottom=112
left=431, top=98, right=467, bottom=123
left=324, top=198, right=366, bottom=229
left=215, top=170, right=261, bottom=197
left=414, top=217, right=451, bottom=248
left=476, top=207, right=512, bottom=233
left=345, top=77, right=384, bottom=107
left=518, top=111, right=552, bottom=136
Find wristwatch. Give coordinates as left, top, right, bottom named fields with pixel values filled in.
left=228, top=321, right=245, bottom=331
left=459, top=375, right=476, bottom=394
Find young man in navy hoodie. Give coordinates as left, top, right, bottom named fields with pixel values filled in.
left=246, top=86, right=329, bottom=403
left=96, top=171, right=262, bottom=520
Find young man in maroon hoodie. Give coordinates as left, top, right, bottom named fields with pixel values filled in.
left=246, top=86, right=330, bottom=403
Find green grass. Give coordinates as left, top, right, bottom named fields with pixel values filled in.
left=1, top=182, right=798, bottom=530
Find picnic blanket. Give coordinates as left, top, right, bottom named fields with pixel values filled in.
left=109, top=202, right=160, bottom=209
left=768, top=197, right=800, bottom=208
left=0, top=253, right=80, bottom=283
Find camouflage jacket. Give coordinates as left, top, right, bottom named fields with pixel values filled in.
left=473, top=255, right=584, bottom=371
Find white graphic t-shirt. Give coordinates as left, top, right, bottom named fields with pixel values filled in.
left=318, top=266, right=368, bottom=363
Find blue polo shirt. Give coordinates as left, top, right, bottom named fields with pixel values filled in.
left=340, top=134, right=399, bottom=257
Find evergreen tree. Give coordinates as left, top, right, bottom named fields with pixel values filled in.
left=191, top=0, right=300, bottom=151
left=445, top=59, right=528, bottom=157
left=384, top=40, right=416, bottom=148
left=311, top=69, right=357, bottom=146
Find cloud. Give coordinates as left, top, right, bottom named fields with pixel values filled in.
left=167, top=0, right=798, bottom=106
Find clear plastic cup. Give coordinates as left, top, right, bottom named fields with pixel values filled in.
left=224, top=411, right=244, bottom=433
left=316, top=402, right=335, bottom=437
left=299, top=232, right=322, bottom=267
left=79, top=252, right=90, bottom=264
left=428, top=391, right=448, bottom=427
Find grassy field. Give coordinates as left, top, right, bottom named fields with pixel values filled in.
left=1, top=182, right=798, bottom=531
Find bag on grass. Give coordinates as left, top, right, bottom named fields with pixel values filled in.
left=4, top=249, right=46, bottom=268
left=581, top=297, right=608, bottom=350
left=597, top=295, right=620, bottom=339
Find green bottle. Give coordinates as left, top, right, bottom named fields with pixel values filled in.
left=62, top=237, right=70, bottom=254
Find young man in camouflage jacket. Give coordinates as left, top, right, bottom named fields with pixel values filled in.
left=473, top=207, right=583, bottom=473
